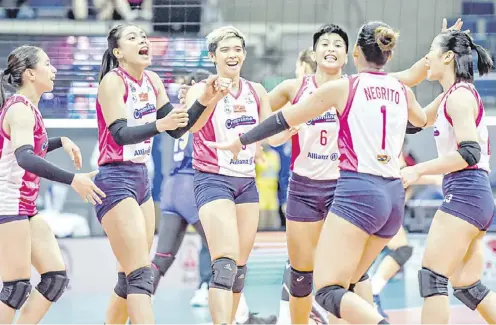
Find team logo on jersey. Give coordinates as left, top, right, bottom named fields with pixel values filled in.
left=130, top=85, right=137, bottom=93
left=433, top=126, right=440, bottom=136
left=376, top=154, right=391, bottom=164
left=41, top=141, right=49, bottom=152
left=139, top=92, right=149, bottom=102
left=245, top=96, right=254, bottom=105
left=134, top=103, right=157, bottom=119
left=225, top=115, right=256, bottom=129
left=306, top=111, right=337, bottom=125
left=223, top=97, right=232, bottom=114
left=132, top=95, right=138, bottom=103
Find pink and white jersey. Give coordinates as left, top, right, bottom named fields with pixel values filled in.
left=193, top=78, right=260, bottom=178
left=338, top=72, right=408, bottom=178
left=434, top=82, right=490, bottom=173
left=291, top=75, right=340, bottom=180
left=96, top=67, right=158, bottom=166
left=0, top=95, right=48, bottom=216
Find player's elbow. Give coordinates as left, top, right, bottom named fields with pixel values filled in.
left=457, top=141, right=481, bottom=166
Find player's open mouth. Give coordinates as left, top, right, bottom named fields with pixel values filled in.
left=226, top=61, right=239, bottom=67
left=324, top=54, right=337, bottom=62
left=139, top=47, right=149, bottom=56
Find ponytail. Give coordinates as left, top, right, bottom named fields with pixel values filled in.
left=98, top=49, right=118, bottom=83
left=0, top=70, right=11, bottom=109
left=470, top=42, right=494, bottom=77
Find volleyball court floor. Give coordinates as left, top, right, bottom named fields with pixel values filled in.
left=37, top=232, right=496, bottom=324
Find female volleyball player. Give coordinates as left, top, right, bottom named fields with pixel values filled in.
left=401, top=30, right=496, bottom=324
left=155, top=70, right=276, bottom=325
left=95, top=24, right=229, bottom=324
left=0, top=45, right=104, bottom=324
left=207, top=21, right=443, bottom=323
left=183, top=25, right=279, bottom=324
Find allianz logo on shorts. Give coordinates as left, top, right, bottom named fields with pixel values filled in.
left=306, top=111, right=337, bottom=125
left=225, top=115, right=256, bottom=129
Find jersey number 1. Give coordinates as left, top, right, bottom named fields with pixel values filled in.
left=380, top=105, right=386, bottom=150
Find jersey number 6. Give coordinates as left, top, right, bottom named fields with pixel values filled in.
left=320, top=130, right=327, bottom=146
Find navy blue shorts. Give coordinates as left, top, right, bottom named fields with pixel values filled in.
left=330, top=171, right=405, bottom=238
left=160, top=173, right=199, bottom=224
left=440, top=169, right=494, bottom=231
left=0, top=215, right=28, bottom=224
left=94, top=162, right=151, bottom=223
left=193, top=171, right=259, bottom=209
left=286, top=173, right=337, bottom=222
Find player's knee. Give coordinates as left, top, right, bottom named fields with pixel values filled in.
left=0, top=279, right=32, bottom=310
left=418, top=267, right=449, bottom=298
left=315, top=285, right=348, bottom=318
left=152, top=253, right=175, bottom=276
left=453, top=280, right=490, bottom=310
left=349, top=273, right=369, bottom=292
left=127, top=266, right=154, bottom=296
left=289, top=267, right=313, bottom=298
left=389, top=245, right=413, bottom=267
left=232, top=265, right=247, bottom=293
left=36, top=270, right=70, bottom=302
left=209, top=257, right=237, bottom=291
left=114, top=272, right=127, bottom=299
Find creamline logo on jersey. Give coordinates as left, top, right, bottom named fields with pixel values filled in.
left=225, top=115, right=257, bottom=129
left=306, top=111, right=337, bottom=126
left=134, top=103, right=157, bottom=119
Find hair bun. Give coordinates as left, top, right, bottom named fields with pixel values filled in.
left=375, top=26, right=398, bottom=52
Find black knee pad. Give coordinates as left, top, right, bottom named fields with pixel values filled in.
left=127, top=266, right=154, bottom=296
left=0, top=279, right=32, bottom=310
left=209, top=257, right=237, bottom=291
left=114, top=272, right=127, bottom=299
left=418, top=267, right=448, bottom=298
left=453, top=280, right=490, bottom=310
left=349, top=273, right=369, bottom=292
left=232, top=265, right=247, bottom=293
left=36, top=270, right=70, bottom=302
left=289, top=267, right=313, bottom=298
left=389, top=246, right=413, bottom=267
left=315, top=285, right=348, bottom=318
left=152, top=253, right=175, bottom=276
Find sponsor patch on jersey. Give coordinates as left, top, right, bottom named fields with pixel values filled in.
left=306, top=111, right=337, bottom=126
left=225, top=115, right=256, bottom=129
left=134, top=103, right=157, bottom=119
